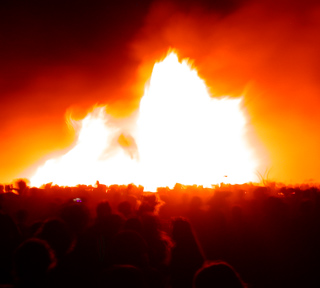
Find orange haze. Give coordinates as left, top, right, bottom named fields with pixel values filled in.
left=1, top=0, right=320, bottom=186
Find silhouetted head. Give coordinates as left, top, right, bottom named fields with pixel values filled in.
left=15, top=209, right=28, bottom=224
left=0, top=212, right=21, bottom=283
left=190, top=196, right=203, bottom=210
left=110, top=230, right=148, bottom=268
left=60, top=202, right=90, bottom=235
left=118, top=200, right=132, bottom=218
left=139, top=194, right=162, bottom=214
left=36, top=218, right=73, bottom=259
left=15, top=179, right=28, bottom=195
left=13, top=238, right=56, bottom=286
left=0, top=211, right=20, bottom=243
left=194, top=261, right=246, bottom=288
left=141, top=213, right=161, bottom=235
left=96, top=200, right=112, bottom=219
left=125, top=217, right=142, bottom=234
left=171, top=217, right=195, bottom=244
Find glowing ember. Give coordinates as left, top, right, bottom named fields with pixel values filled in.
left=30, top=52, right=258, bottom=190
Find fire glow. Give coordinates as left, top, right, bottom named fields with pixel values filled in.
left=30, top=52, right=258, bottom=191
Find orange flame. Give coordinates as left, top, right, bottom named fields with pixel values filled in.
left=30, top=52, right=258, bottom=191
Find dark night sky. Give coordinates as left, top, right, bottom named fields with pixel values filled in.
left=1, top=0, right=320, bottom=184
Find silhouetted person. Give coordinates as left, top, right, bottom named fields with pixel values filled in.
left=170, top=217, right=205, bottom=288
left=193, top=261, right=246, bottom=288
left=0, top=212, right=21, bottom=284
left=60, top=201, right=90, bottom=237
left=96, top=200, right=112, bottom=220
left=205, top=193, right=228, bottom=260
left=87, top=200, right=123, bottom=268
left=35, top=218, right=73, bottom=260
left=125, top=217, right=143, bottom=235
left=15, top=179, right=28, bottom=196
left=94, top=200, right=123, bottom=238
left=36, top=218, right=76, bottom=288
left=13, top=238, right=56, bottom=288
left=141, top=213, right=172, bottom=269
left=110, top=229, right=165, bottom=288
left=139, top=194, right=162, bottom=215
left=110, top=230, right=149, bottom=268
left=118, top=200, right=133, bottom=219
left=15, top=209, right=29, bottom=240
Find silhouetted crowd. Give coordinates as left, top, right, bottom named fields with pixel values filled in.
left=1, top=180, right=320, bottom=288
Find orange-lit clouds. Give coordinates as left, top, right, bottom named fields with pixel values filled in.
left=131, top=0, right=320, bottom=184
left=0, top=1, right=151, bottom=183
left=1, top=0, right=320, bottom=185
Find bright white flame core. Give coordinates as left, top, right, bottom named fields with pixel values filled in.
left=30, top=52, right=258, bottom=191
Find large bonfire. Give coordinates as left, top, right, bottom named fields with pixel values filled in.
left=30, top=52, right=258, bottom=191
